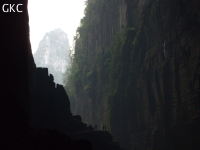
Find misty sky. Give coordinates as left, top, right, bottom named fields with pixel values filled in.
left=28, top=0, right=86, bottom=54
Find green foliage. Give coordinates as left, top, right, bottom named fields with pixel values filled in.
left=64, top=0, right=146, bottom=145
left=64, top=0, right=102, bottom=105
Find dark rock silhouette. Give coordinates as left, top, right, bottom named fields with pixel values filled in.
left=95, top=124, right=97, bottom=130
left=27, top=128, right=93, bottom=150
left=73, top=115, right=82, bottom=122
left=88, top=125, right=94, bottom=131
left=0, top=0, right=122, bottom=149
left=198, top=74, right=200, bottom=88
left=30, top=67, right=72, bottom=133
left=5, top=0, right=200, bottom=150
left=0, top=0, right=31, bottom=148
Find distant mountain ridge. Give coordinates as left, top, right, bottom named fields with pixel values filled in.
left=34, top=28, right=70, bottom=85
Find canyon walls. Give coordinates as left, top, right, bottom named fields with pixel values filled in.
left=66, top=0, right=200, bottom=149
left=1, top=0, right=200, bottom=149
left=0, top=0, right=122, bottom=149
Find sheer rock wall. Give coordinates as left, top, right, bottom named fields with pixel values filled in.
left=72, top=0, right=200, bottom=149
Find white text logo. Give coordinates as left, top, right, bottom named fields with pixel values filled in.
left=2, top=4, right=23, bottom=13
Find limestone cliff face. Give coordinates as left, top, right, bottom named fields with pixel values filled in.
left=124, top=0, right=200, bottom=149
left=34, top=28, right=70, bottom=85
left=69, top=0, right=200, bottom=149
left=70, top=0, right=127, bottom=127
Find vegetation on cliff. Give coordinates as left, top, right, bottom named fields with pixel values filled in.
left=64, top=0, right=145, bottom=146
left=64, top=0, right=200, bottom=149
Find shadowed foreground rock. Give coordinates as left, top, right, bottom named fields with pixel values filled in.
left=30, top=67, right=72, bottom=133
left=27, top=129, right=93, bottom=150
left=0, top=0, right=122, bottom=149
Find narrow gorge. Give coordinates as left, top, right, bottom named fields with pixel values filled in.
left=0, top=0, right=120, bottom=149
left=0, top=0, right=200, bottom=150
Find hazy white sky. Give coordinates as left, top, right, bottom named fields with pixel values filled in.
left=28, top=0, right=86, bottom=54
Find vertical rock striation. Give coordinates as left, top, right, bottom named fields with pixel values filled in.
left=68, top=0, right=200, bottom=149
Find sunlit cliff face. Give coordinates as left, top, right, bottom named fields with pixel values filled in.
left=34, top=28, right=70, bottom=84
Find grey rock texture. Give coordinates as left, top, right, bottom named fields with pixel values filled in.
left=69, top=0, right=200, bottom=149
left=34, top=28, right=70, bottom=85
